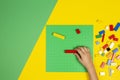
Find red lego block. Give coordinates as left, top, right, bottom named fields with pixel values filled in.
left=100, top=62, right=106, bottom=68
left=76, top=29, right=80, bottom=34
left=113, top=38, right=118, bottom=41
left=102, top=44, right=108, bottom=49
left=102, top=33, right=105, bottom=42
left=64, top=50, right=77, bottom=53
left=109, top=25, right=114, bottom=31
left=109, top=34, right=115, bottom=39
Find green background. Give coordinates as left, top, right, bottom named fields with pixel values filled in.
left=0, top=0, right=57, bottom=80
left=46, top=25, right=93, bottom=72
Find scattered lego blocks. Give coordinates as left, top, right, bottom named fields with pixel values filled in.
left=52, top=32, right=65, bottom=40
left=95, top=22, right=120, bottom=77
left=100, top=72, right=105, bottom=76
left=76, top=29, right=80, bottom=34
left=64, top=50, right=77, bottom=53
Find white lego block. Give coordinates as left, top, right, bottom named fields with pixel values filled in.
left=109, top=42, right=115, bottom=49
left=100, top=72, right=105, bottom=76
left=105, top=26, right=109, bottom=30
left=99, top=50, right=103, bottom=54
left=104, top=50, right=107, bottom=53
left=111, top=62, right=117, bottom=66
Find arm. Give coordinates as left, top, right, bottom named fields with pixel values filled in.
left=74, top=47, right=98, bottom=80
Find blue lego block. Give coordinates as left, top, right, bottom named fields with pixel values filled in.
left=112, top=48, right=118, bottom=53
left=99, top=30, right=105, bottom=35
left=96, top=41, right=100, bottom=45
left=107, top=59, right=111, bottom=65
left=114, top=23, right=120, bottom=31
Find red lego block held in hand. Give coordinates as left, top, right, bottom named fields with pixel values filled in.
left=64, top=50, right=77, bottom=53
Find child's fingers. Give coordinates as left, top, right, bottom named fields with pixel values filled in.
left=74, top=53, right=83, bottom=63
left=75, top=48, right=84, bottom=57
left=77, top=47, right=85, bottom=54
left=82, top=47, right=87, bottom=53
left=79, top=47, right=86, bottom=55
left=83, top=47, right=89, bottom=53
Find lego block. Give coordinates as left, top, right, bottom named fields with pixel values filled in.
left=100, top=62, right=105, bottom=68
left=101, top=33, right=105, bottom=42
left=111, top=53, right=116, bottom=62
left=114, top=23, right=120, bottom=31
left=108, top=34, right=115, bottom=39
left=95, top=41, right=100, bottom=45
left=99, top=72, right=105, bottom=76
left=99, top=30, right=105, bottom=35
left=106, top=52, right=112, bottom=58
left=52, top=32, right=65, bottom=40
left=117, top=65, right=120, bottom=70
left=112, top=48, right=118, bottom=53
left=105, top=26, right=109, bottom=30
left=107, top=59, right=111, bottom=65
left=109, top=25, right=114, bottom=31
left=116, top=55, right=120, bottom=59
left=102, top=44, right=108, bottom=49
left=96, top=34, right=102, bottom=38
left=64, top=50, right=77, bottom=53
left=109, top=42, right=115, bottom=49
left=76, top=29, right=80, bottom=34
left=113, top=38, right=118, bottom=41
left=111, top=62, right=117, bottom=66
left=99, top=50, right=103, bottom=54
left=109, top=68, right=114, bottom=76
left=101, top=53, right=105, bottom=56
left=104, top=50, right=108, bottom=54
left=106, top=47, right=110, bottom=51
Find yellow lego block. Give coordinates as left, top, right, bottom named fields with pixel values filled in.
left=52, top=32, right=65, bottom=40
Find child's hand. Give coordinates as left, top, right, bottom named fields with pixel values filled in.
left=74, top=46, right=98, bottom=80
left=74, top=46, right=93, bottom=69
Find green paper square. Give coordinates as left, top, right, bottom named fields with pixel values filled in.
left=46, top=25, right=93, bottom=72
